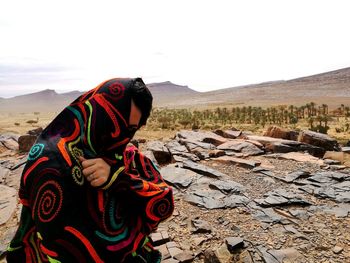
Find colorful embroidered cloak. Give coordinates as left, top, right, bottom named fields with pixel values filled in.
left=7, top=78, right=174, bottom=263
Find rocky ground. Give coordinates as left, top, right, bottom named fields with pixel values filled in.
left=0, top=128, right=350, bottom=262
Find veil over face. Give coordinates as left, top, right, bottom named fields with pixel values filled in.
left=42, top=78, right=143, bottom=164
left=7, top=78, right=174, bottom=263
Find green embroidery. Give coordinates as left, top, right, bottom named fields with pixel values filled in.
left=37, top=232, right=43, bottom=240
left=7, top=245, right=22, bottom=252
left=48, top=256, right=62, bottom=263
left=115, top=153, right=123, bottom=160
left=85, top=101, right=96, bottom=154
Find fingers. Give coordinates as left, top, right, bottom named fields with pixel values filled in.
left=90, top=177, right=104, bottom=187
left=79, top=155, right=94, bottom=170
left=78, top=156, right=86, bottom=162
left=78, top=156, right=110, bottom=187
left=82, top=165, right=97, bottom=178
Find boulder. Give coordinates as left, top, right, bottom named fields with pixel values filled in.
left=18, top=134, right=37, bottom=152
left=264, top=126, right=298, bottom=140
left=298, top=130, right=340, bottom=151
left=27, top=127, right=43, bottom=136
left=225, top=237, right=244, bottom=252
left=324, top=151, right=350, bottom=167
left=204, top=244, right=233, bottom=263
left=247, top=135, right=326, bottom=157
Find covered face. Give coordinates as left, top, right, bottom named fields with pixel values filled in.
left=42, top=78, right=153, bottom=163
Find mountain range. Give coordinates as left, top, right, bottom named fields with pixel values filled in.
left=1, top=67, right=350, bottom=113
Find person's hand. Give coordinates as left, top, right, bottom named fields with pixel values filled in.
left=79, top=156, right=111, bottom=187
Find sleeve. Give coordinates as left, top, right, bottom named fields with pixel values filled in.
left=103, top=146, right=174, bottom=233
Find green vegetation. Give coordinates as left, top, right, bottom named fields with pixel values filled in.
left=147, top=102, right=350, bottom=137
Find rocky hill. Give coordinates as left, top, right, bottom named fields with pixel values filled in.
left=0, top=82, right=198, bottom=113
left=0, top=89, right=82, bottom=113
left=185, top=67, right=350, bottom=109
left=1, top=67, right=350, bottom=112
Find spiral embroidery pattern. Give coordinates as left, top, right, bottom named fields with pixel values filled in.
left=28, top=143, right=45, bottom=161
left=149, top=193, right=172, bottom=219
left=7, top=78, right=173, bottom=263
left=72, top=166, right=84, bottom=186
left=32, top=180, right=63, bottom=223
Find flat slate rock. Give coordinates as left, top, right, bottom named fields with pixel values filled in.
left=321, top=181, right=350, bottom=203
left=165, top=140, right=189, bottom=154
left=146, top=141, right=171, bottom=164
left=182, top=160, right=226, bottom=178
left=213, top=156, right=261, bottom=169
left=298, top=172, right=350, bottom=203
left=0, top=185, right=17, bottom=225
left=178, top=139, right=216, bottom=151
left=307, top=171, right=349, bottom=184
left=257, top=246, right=304, bottom=263
left=321, top=203, right=350, bottom=217
left=165, top=140, right=201, bottom=162
left=161, top=165, right=198, bottom=188
left=172, top=153, right=200, bottom=163
left=278, top=152, right=324, bottom=165
left=246, top=135, right=301, bottom=147
left=209, top=180, right=245, bottom=194
left=283, top=171, right=311, bottom=183
left=214, top=129, right=242, bottom=139
left=176, top=130, right=228, bottom=146
left=256, top=188, right=312, bottom=207
left=223, top=195, right=250, bottom=208
left=191, top=218, right=212, bottom=233
left=184, top=187, right=249, bottom=209
left=253, top=208, right=292, bottom=225
left=217, top=139, right=264, bottom=156
left=184, top=188, right=226, bottom=209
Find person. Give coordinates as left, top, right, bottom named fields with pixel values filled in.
left=6, top=78, right=174, bottom=263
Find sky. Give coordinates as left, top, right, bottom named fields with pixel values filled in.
left=0, top=0, right=350, bottom=98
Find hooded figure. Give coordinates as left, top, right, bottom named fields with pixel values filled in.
left=7, top=78, right=174, bottom=263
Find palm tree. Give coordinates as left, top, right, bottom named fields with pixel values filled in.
left=310, top=102, right=316, bottom=116
left=321, top=104, right=328, bottom=115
